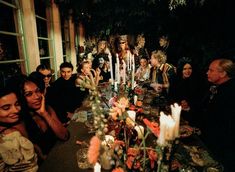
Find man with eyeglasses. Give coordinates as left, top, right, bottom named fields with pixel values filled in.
left=199, top=58, right=235, bottom=172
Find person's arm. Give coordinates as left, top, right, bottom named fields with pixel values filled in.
left=36, top=95, right=69, bottom=141
left=76, top=74, right=96, bottom=90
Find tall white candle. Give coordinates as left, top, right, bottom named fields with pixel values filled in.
left=171, top=103, right=182, bottom=138
left=94, top=162, right=101, bottom=172
left=116, top=54, right=120, bottom=84
left=131, top=54, right=135, bottom=89
left=108, top=53, right=114, bottom=85
left=132, top=54, right=135, bottom=72
left=122, top=60, right=126, bottom=84
left=157, top=112, right=167, bottom=146
left=165, top=115, right=176, bottom=141
left=127, top=50, right=130, bottom=71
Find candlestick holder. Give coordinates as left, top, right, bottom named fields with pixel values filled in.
left=156, top=138, right=178, bottom=172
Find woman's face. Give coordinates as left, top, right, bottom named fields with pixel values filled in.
left=81, top=63, right=91, bottom=75
left=119, top=41, right=127, bottom=51
left=0, top=93, right=20, bottom=123
left=39, top=69, right=52, bottom=87
left=182, top=63, right=192, bottom=78
left=24, top=81, right=42, bottom=110
left=140, top=59, right=147, bottom=68
left=138, top=37, right=145, bottom=47
left=99, top=41, right=106, bottom=51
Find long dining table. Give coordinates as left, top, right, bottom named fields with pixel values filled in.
left=38, top=121, right=94, bottom=172
left=38, top=84, right=223, bottom=172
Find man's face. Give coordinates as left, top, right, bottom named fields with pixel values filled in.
left=150, top=56, right=158, bottom=67
left=60, top=67, right=73, bottom=80
left=159, top=38, right=168, bottom=47
left=207, top=60, right=224, bottom=85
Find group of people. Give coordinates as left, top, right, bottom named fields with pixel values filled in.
left=1, top=33, right=235, bottom=171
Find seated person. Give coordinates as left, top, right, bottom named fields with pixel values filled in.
left=76, top=60, right=101, bottom=90
left=0, top=87, right=38, bottom=171
left=49, top=62, right=83, bottom=123
left=18, top=75, right=69, bottom=161
left=92, top=54, right=111, bottom=83
left=36, top=64, right=53, bottom=89
left=133, top=34, right=149, bottom=68
left=135, top=56, right=150, bottom=82
left=169, top=57, right=204, bottom=125
left=149, top=50, right=175, bottom=97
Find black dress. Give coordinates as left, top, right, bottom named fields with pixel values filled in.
left=169, top=75, right=203, bottom=125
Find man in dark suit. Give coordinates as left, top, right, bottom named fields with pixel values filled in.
left=48, top=62, right=85, bottom=124
left=201, top=58, right=235, bottom=172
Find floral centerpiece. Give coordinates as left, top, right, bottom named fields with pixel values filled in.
left=85, top=82, right=184, bottom=172
left=79, top=70, right=182, bottom=171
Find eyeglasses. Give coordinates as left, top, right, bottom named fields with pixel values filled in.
left=42, top=74, right=52, bottom=78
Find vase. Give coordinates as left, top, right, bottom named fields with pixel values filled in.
left=100, top=147, right=113, bottom=170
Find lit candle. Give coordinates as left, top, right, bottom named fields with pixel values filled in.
left=108, top=53, right=114, bottom=85
left=171, top=103, right=182, bottom=138
left=127, top=50, right=130, bottom=71
left=114, top=81, right=118, bottom=92
left=122, top=59, right=126, bottom=84
left=165, top=115, right=176, bottom=141
left=94, top=162, right=101, bottom=172
left=116, top=54, right=120, bottom=84
left=131, top=54, right=135, bottom=89
left=134, top=95, right=138, bottom=105
left=157, top=112, right=167, bottom=146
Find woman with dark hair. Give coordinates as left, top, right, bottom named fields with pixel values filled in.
left=135, top=56, right=150, bottom=82
left=0, top=87, right=38, bottom=171
left=36, top=64, right=53, bottom=89
left=18, top=75, right=69, bottom=161
left=169, top=57, right=203, bottom=125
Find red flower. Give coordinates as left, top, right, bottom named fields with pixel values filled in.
left=126, top=148, right=141, bottom=169
left=143, top=118, right=160, bottom=137
left=147, top=149, right=158, bottom=168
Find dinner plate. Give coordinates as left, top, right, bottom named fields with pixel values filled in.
left=180, top=125, right=194, bottom=138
